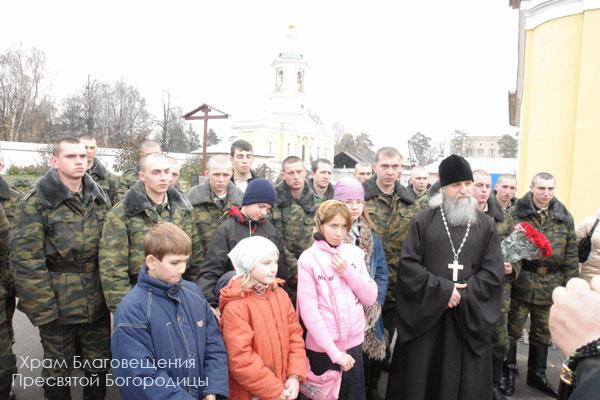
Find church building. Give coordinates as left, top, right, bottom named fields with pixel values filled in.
left=232, top=25, right=335, bottom=167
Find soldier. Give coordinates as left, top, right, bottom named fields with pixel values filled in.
left=99, top=153, right=202, bottom=312
left=362, top=147, right=420, bottom=396
left=353, top=161, right=373, bottom=184
left=271, top=156, right=316, bottom=299
left=495, top=174, right=518, bottom=210
left=79, top=135, right=118, bottom=206
left=0, top=151, right=23, bottom=340
left=503, top=172, right=578, bottom=397
left=0, top=204, right=15, bottom=400
left=407, top=166, right=430, bottom=204
left=165, top=156, right=183, bottom=191
left=115, top=140, right=161, bottom=202
left=11, top=137, right=111, bottom=399
left=230, top=139, right=255, bottom=193
left=471, top=169, right=519, bottom=400
left=309, top=158, right=334, bottom=207
left=186, top=155, right=243, bottom=254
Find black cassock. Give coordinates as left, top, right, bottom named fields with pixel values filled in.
left=385, top=207, right=503, bottom=400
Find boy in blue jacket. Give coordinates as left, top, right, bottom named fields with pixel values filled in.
left=112, top=222, right=228, bottom=399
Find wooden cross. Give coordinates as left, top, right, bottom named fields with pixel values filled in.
left=448, top=260, right=463, bottom=282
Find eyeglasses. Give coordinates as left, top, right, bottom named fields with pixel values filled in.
left=341, top=200, right=364, bottom=207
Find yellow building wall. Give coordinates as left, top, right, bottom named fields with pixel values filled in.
left=518, top=9, right=600, bottom=223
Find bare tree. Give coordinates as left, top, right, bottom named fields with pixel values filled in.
left=0, top=46, right=50, bottom=142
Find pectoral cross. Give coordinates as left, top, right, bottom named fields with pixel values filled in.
left=448, top=260, right=463, bottom=282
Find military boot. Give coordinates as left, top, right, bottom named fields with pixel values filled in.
left=492, top=357, right=507, bottom=400
left=500, top=340, right=517, bottom=396
left=82, top=372, right=107, bottom=400
left=526, top=344, right=558, bottom=397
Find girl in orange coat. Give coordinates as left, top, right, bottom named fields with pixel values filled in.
left=220, top=236, right=307, bottom=400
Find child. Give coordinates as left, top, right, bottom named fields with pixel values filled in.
left=297, top=200, right=378, bottom=400
left=198, top=178, right=288, bottom=311
left=220, top=236, right=306, bottom=400
left=112, top=222, right=228, bottom=399
left=334, top=178, right=389, bottom=400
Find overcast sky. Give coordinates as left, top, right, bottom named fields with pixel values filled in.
left=1, top=0, right=519, bottom=152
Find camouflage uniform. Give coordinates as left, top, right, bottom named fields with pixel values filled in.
left=87, top=157, right=118, bottom=206
left=0, top=177, right=22, bottom=340
left=11, top=169, right=111, bottom=398
left=487, top=197, right=521, bottom=361
left=187, top=181, right=243, bottom=254
left=407, top=183, right=430, bottom=208
left=308, top=178, right=334, bottom=209
left=114, top=165, right=139, bottom=204
left=271, top=181, right=316, bottom=298
left=502, top=192, right=577, bottom=395
left=0, top=204, right=15, bottom=399
left=508, top=192, right=578, bottom=345
left=99, top=181, right=202, bottom=312
left=362, top=175, right=421, bottom=326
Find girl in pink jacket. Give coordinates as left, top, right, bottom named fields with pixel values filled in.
left=297, top=200, right=378, bottom=400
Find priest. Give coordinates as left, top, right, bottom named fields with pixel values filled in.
left=385, top=155, right=504, bottom=400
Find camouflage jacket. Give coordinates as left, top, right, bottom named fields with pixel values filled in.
left=308, top=178, right=334, bottom=209
left=407, top=183, right=430, bottom=208
left=510, top=192, right=578, bottom=305
left=271, top=181, right=316, bottom=282
left=0, top=177, right=22, bottom=287
left=99, top=181, right=203, bottom=311
left=11, top=169, right=110, bottom=326
left=363, top=175, right=421, bottom=309
left=87, top=158, right=118, bottom=206
left=485, top=195, right=522, bottom=282
left=115, top=165, right=139, bottom=204
left=0, top=177, right=23, bottom=226
left=187, top=181, right=243, bottom=254
left=363, top=176, right=421, bottom=267
left=0, top=203, right=11, bottom=285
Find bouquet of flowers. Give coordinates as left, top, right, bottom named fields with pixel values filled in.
left=501, top=222, right=553, bottom=263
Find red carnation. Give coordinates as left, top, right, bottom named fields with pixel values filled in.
left=501, top=222, right=553, bottom=262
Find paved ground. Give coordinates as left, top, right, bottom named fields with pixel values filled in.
left=10, top=307, right=562, bottom=399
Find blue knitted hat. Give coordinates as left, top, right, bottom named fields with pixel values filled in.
left=242, top=178, right=277, bottom=206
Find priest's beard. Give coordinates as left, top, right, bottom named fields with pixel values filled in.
left=430, top=192, right=478, bottom=227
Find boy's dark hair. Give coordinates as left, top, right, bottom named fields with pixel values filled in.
left=311, top=158, right=332, bottom=173
left=282, top=155, right=303, bottom=170
left=144, top=222, right=192, bottom=260
left=230, top=139, right=253, bottom=156
left=53, top=137, right=81, bottom=156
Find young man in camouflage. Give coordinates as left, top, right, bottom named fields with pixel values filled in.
left=503, top=172, right=578, bottom=397
left=230, top=139, right=255, bottom=193
left=0, top=150, right=23, bottom=341
left=309, top=158, right=334, bottom=207
left=11, top=138, right=111, bottom=399
left=471, top=169, right=519, bottom=400
left=271, top=156, right=316, bottom=299
left=353, top=161, right=373, bottom=184
left=99, top=153, right=202, bottom=312
left=114, top=140, right=161, bottom=203
left=407, top=166, right=430, bottom=204
left=80, top=135, right=118, bottom=206
left=0, top=204, right=16, bottom=400
left=187, top=155, right=243, bottom=254
left=495, top=174, right=518, bottom=211
left=362, top=147, right=420, bottom=396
